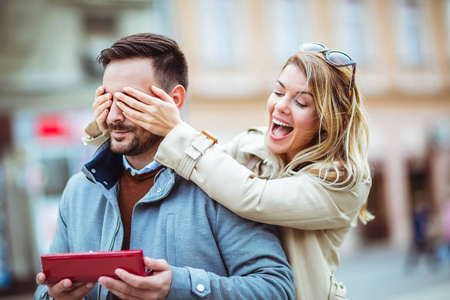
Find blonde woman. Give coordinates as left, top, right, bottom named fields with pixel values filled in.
left=86, top=43, right=373, bottom=299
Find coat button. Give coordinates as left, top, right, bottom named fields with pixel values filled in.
left=91, top=168, right=96, bottom=173
left=157, top=188, right=162, bottom=193
left=196, top=284, right=205, bottom=292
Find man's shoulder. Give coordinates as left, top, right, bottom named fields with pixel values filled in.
left=63, top=171, right=97, bottom=195
left=67, top=171, right=90, bottom=184
left=174, top=174, right=277, bottom=230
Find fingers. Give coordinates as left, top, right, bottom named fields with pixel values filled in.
left=36, top=273, right=95, bottom=299
left=93, top=92, right=112, bottom=118
left=75, top=282, right=96, bottom=298
left=144, top=257, right=171, bottom=272
left=115, top=92, right=147, bottom=114
left=46, top=280, right=70, bottom=297
left=93, top=86, right=109, bottom=109
left=36, top=272, right=45, bottom=285
left=94, top=102, right=110, bottom=134
left=95, top=86, right=105, bottom=98
left=47, top=279, right=85, bottom=298
left=151, top=86, right=176, bottom=104
left=125, top=86, right=175, bottom=105
left=99, top=261, right=172, bottom=300
left=113, top=92, right=154, bottom=132
left=93, top=86, right=111, bottom=134
left=99, top=275, right=138, bottom=299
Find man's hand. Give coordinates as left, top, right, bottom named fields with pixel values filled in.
left=92, top=86, right=112, bottom=134
left=114, top=86, right=182, bottom=137
left=36, top=272, right=95, bottom=300
left=98, top=257, right=172, bottom=300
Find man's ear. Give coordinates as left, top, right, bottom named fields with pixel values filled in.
left=168, top=85, right=186, bottom=111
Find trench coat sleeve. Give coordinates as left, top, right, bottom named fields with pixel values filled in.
left=155, top=122, right=371, bottom=230
left=82, top=120, right=109, bottom=147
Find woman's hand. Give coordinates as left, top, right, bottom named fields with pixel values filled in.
left=92, top=86, right=112, bottom=134
left=114, top=85, right=182, bottom=137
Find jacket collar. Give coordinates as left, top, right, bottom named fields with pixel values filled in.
left=83, top=140, right=122, bottom=190
left=240, top=127, right=269, bottom=160
left=82, top=139, right=177, bottom=200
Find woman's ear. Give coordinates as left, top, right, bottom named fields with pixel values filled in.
left=169, top=85, right=186, bottom=111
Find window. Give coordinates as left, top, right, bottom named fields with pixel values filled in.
left=82, top=13, right=118, bottom=77
left=196, top=0, right=242, bottom=68
left=267, top=0, right=310, bottom=64
left=337, top=0, right=371, bottom=67
left=395, top=0, right=426, bottom=68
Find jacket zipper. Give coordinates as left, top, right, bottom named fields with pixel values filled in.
left=96, top=217, right=121, bottom=300
left=108, top=217, right=121, bottom=251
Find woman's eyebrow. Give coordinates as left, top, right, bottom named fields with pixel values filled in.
left=277, top=80, right=313, bottom=98
left=276, top=80, right=285, bottom=88
left=295, top=91, right=314, bottom=98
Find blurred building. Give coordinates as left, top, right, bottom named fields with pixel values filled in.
left=0, top=0, right=449, bottom=296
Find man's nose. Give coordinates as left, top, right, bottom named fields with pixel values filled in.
left=107, top=98, right=125, bottom=124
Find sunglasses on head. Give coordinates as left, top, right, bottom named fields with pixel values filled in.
left=299, top=42, right=357, bottom=99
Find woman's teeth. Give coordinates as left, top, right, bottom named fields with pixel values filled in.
left=273, top=118, right=292, bottom=127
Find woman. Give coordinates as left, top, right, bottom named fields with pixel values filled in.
left=86, top=43, right=373, bottom=299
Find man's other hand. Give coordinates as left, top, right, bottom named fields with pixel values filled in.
left=98, top=257, right=172, bottom=300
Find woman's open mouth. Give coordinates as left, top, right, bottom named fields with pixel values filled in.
left=270, top=117, right=293, bottom=140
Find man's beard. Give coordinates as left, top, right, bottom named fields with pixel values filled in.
left=108, top=124, right=163, bottom=156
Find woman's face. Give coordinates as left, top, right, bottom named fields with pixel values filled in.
left=267, top=64, right=320, bottom=162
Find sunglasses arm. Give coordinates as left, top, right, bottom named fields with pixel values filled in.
left=348, top=65, right=356, bottom=99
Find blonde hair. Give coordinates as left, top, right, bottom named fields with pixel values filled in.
left=267, top=51, right=373, bottom=223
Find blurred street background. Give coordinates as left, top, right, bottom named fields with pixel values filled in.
left=0, top=0, right=449, bottom=299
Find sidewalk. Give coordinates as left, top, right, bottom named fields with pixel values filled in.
left=336, top=246, right=450, bottom=300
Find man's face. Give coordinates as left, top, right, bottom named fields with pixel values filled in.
left=103, top=58, right=162, bottom=156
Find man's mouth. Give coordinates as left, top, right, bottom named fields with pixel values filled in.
left=108, top=125, right=134, bottom=139
left=110, top=130, right=130, bottom=140
left=271, top=118, right=293, bottom=138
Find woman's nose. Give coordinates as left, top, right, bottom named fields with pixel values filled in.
left=274, top=96, right=291, bottom=114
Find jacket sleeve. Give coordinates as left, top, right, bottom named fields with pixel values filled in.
left=34, top=185, right=72, bottom=300
left=166, top=205, right=295, bottom=300
left=34, top=286, right=50, bottom=300
left=155, top=122, right=371, bottom=230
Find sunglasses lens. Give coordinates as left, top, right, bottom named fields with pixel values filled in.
left=327, top=51, right=354, bottom=66
left=299, top=43, right=327, bottom=52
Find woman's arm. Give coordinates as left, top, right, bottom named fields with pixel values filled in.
left=82, top=120, right=109, bottom=147
left=155, top=122, right=371, bottom=230
left=87, top=86, right=371, bottom=230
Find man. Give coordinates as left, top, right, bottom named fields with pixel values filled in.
left=35, top=33, right=295, bottom=300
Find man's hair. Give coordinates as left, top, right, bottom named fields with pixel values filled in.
left=97, top=33, right=188, bottom=92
